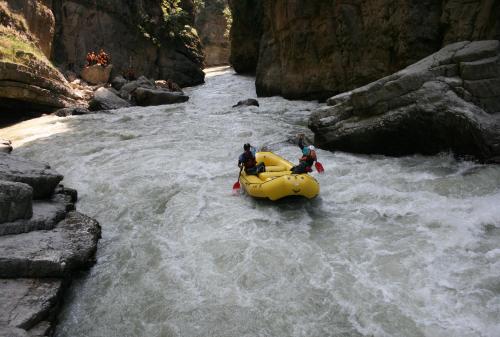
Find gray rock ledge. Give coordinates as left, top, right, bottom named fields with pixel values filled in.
left=310, top=40, right=500, bottom=163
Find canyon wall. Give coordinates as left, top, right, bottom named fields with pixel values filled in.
left=50, top=0, right=205, bottom=87
left=195, top=0, right=231, bottom=67
left=228, top=0, right=263, bottom=73
left=230, top=0, right=500, bottom=100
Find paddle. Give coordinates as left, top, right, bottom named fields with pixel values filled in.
left=315, top=161, right=325, bottom=173
left=232, top=166, right=243, bottom=194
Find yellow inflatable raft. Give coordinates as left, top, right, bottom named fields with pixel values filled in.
left=239, top=152, right=319, bottom=200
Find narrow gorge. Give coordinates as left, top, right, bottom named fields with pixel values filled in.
left=1, top=1, right=499, bottom=337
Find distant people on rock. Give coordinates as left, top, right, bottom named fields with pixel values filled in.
left=85, top=50, right=110, bottom=67
left=238, top=143, right=265, bottom=175
left=86, top=51, right=97, bottom=66
left=291, top=134, right=317, bottom=174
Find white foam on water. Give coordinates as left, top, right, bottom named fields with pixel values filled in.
left=5, top=69, right=500, bottom=337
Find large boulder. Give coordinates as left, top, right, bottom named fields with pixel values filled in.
left=0, top=154, right=63, bottom=199
left=309, top=40, right=500, bottom=163
left=132, top=87, right=189, bottom=106
left=111, top=75, right=128, bottom=91
left=0, top=212, right=101, bottom=278
left=80, top=64, right=113, bottom=85
left=0, top=181, right=33, bottom=224
left=118, top=76, right=155, bottom=101
left=89, top=87, right=131, bottom=111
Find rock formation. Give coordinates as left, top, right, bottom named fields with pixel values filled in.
left=230, top=0, right=500, bottom=100
left=195, top=0, right=231, bottom=67
left=0, top=1, right=81, bottom=120
left=309, top=40, right=500, bottom=163
left=0, top=152, right=101, bottom=336
left=0, top=0, right=205, bottom=123
left=50, top=0, right=205, bottom=87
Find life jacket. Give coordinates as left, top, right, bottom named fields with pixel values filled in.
left=242, top=151, right=257, bottom=169
left=300, top=150, right=317, bottom=167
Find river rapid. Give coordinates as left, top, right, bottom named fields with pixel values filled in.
left=3, top=68, right=500, bottom=337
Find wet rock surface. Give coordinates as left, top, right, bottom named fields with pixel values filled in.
left=310, top=40, right=500, bottom=163
left=232, top=98, right=259, bottom=108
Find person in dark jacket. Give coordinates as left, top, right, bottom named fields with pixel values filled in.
left=291, top=134, right=317, bottom=174
left=238, top=143, right=265, bottom=175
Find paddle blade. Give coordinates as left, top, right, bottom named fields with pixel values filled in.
left=315, top=162, right=325, bottom=173
left=232, top=181, right=241, bottom=195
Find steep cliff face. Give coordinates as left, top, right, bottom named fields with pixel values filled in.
left=195, top=0, right=230, bottom=67
left=50, top=0, right=205, bottom=87
left=228, top=0, right=263, bottom=73
left=0, top=1, right=78, bottom=121
left=230, top=0, right=500, bottom=100
left=5, top=0, right=55, bottom=57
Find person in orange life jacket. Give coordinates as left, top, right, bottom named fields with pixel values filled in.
left=291, top=134, right=317, bottom=174
left=238, top=143, right=265, bottom=175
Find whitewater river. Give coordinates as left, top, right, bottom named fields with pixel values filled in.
left=3, top=68, right=500, bottom=337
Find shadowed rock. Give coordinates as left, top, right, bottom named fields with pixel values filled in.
left=111, top=75, right=128, bottom=91
left=310, top=40, right=500, bottom=163
left=132, top=88, right=189, bottom=106
left=0, top=195, right=72, bottom=236
left=53, top=107, right=91, bottom=117
left=0, top=181, right=33, bottom=223
left=0, top=140, right=12, bottom=154
left=89, top=87, right=131, bottom=111
left=232, top=98, right=259, bottom=108
left=118, top=76, right=155, bottom=101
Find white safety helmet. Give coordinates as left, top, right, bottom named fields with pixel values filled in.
left=309, top=145, right=315, bottom=151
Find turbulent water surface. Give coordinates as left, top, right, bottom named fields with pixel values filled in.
left=4, top=68, right=500, bottom=337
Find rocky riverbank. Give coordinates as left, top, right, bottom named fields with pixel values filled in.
left=0, top=151, right=101, bottom=337
left=0, top=0, right=203, bottom=124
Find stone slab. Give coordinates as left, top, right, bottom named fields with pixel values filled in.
left=0, top=181, right=33, bottom=224
left=0, top=279, right=62, bottom=330
left=0, top=212, right=101, bottom=278
left=0, top=154, right=63, bottom=200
